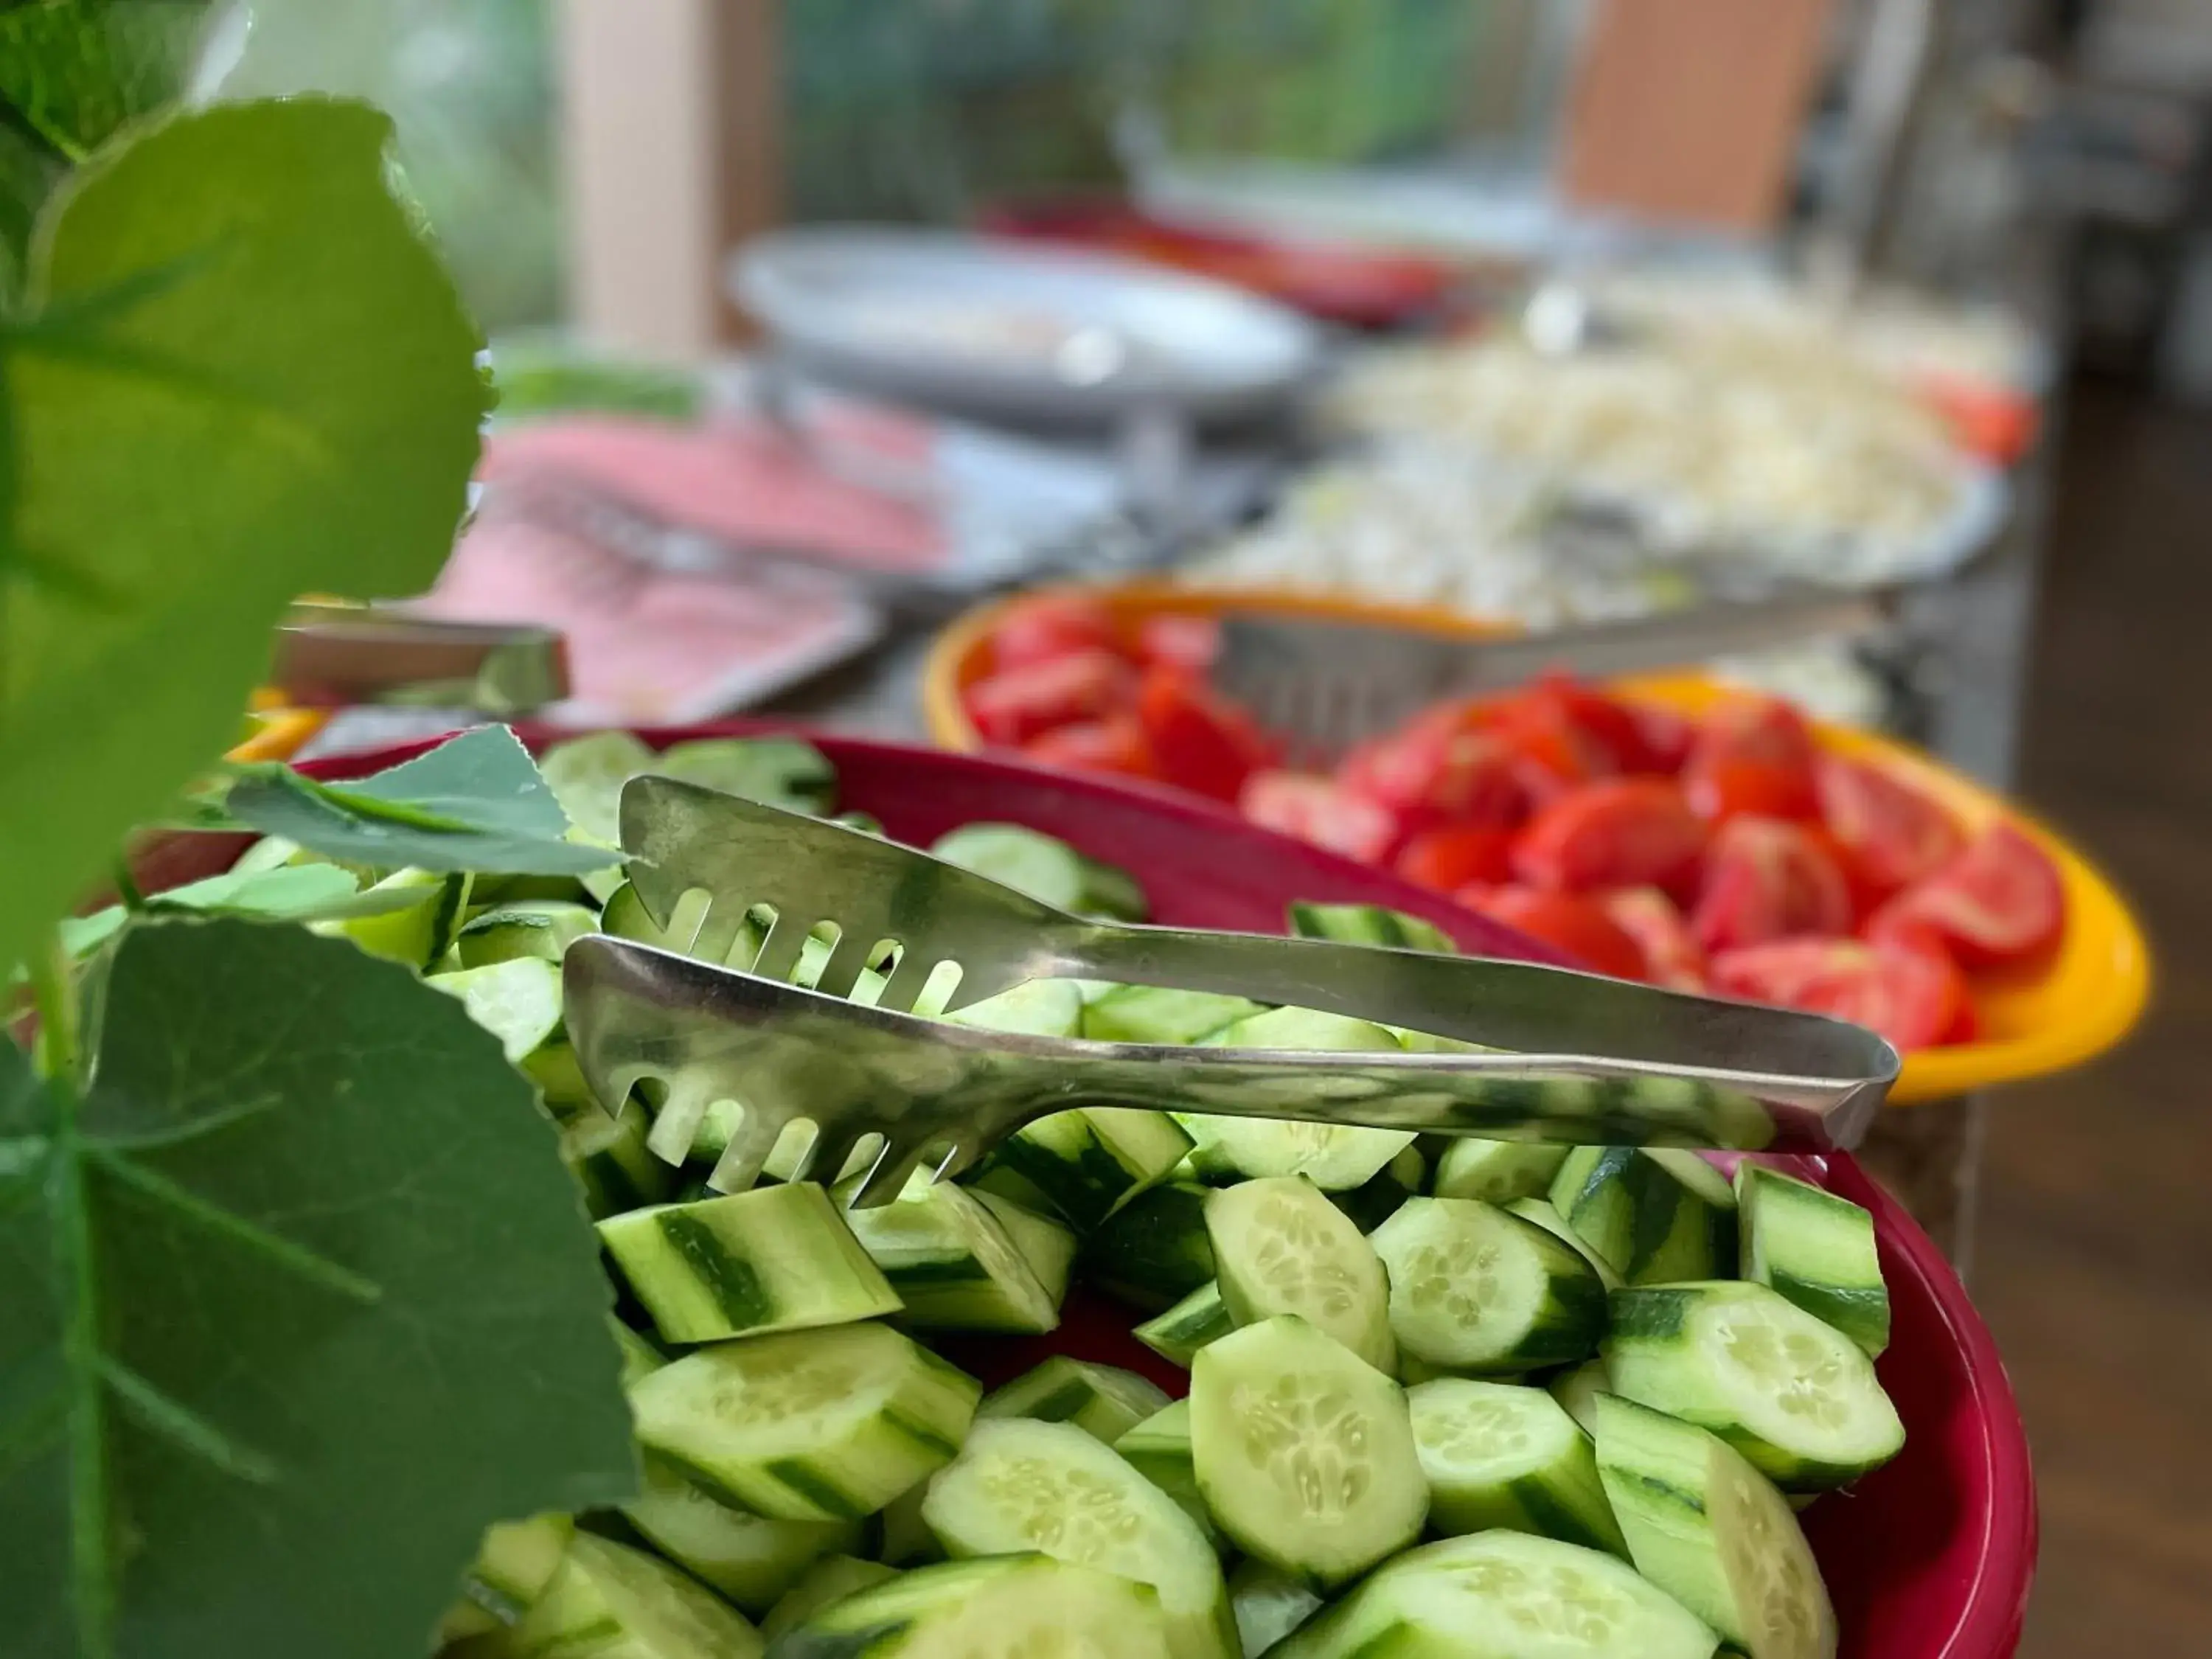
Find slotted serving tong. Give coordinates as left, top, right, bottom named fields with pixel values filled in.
left=563, top=779, right=1899, bottom=1208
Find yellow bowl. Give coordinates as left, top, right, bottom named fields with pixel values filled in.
left=923, top=582, right=2152, bottom=1105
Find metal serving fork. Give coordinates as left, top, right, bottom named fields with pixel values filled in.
left=563, top=779, right=1899, bottom=1208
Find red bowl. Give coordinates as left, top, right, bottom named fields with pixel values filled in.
left=156, top=724, right=2034, bottom=1659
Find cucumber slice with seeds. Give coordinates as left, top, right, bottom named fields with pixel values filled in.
left=1435, top=1138, right=1571, bottom=1205
left=510, top=1531, right=763, bottom=1659
left=597, top=1184, right=902, bottom=1346
left=1189, top=1315, right=1427, bottom=1590
left=1083, top=984, right=1262, bottom=1046
left=1206, top=1175, right=1395, bottom=1371
left=972, top=1107, right=1193, bottom=1231
left=1226, top=1559, right=1324, bottom=1659
left=620, top=1455, right=860, bottom=1613
left=1080, top=1181, right=1216, bottom=1312
left=931, top=823, right=1148, bottom=921
left=922, top=1417, right=1235, bottom=1659
left=540, top=730, right=657, bottom=846
left=1116, top=1400, right=1220, bottom=1547
left=1735, top=1164, right=1889, bottom=1357
left=1287, top=902, right=1456, bottom=955
left=759, top=1554, right=900, bottom=1644
left=776, top=1554, right=1175, bottom=1659
left=1550, top=1356, right=1613, bottom=1437
left=1180, top=1008, right=1417, bottom=1190
left=1594, top=1393, right=1837, bottom=1659
left=978, top=1357, right=1172, bottom=1442
left=1551, top=1147, right=1738, bottom=1286
left=1370, top=1197, right=1607, bottom=1376
left=839, top=1171, right=1059, bottom=1333
left=629, top=1322, right=979, bottom=1522
left=1604, top=1282, right=1905, bottom=1492
left=429, top=955, right=564, bottom=1066
left=1268, top=1531, right=1717, bottom=1659
left=1405, top=1377, right=1624, bottom=1554
left=1134, top=1280, right=1234, bottom=1368
left=968, top=1189, right=1078, bottom=1309
left=455, top=899, right=599, bottom=967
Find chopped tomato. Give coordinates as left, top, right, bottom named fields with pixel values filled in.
left=1599, top=887, right=1707, bottom=990
left=1710, top=936, right=1967, bottom=1052
left=1480, top=694, right=1613, bottom=802
left=1134, top=613, right=1222, bottom=674
left=1395, top=825, right=1517, bottom=894
left=988, top=593, right=1124, bottom=672
left=1495, top=673, right=1677, bottom=775
left=1339, top=726, right=1526, bottom=838
left=1816, top=754, right=1964, bottom=899
left=1683, top=697, right=1819, bottom=821
left=1632, top=703, right=1696, bottom=775
left=1021, top=715, right=1155, bottom=779
left=1135, top=668, right=1276, bottom=803
left=1512, top=779, right=1707, bottom=897
left=1691, top=816, right=1854, bottom=953
left=1919, top=373, right=2039, bottom=465
left=1867, top=821, right=2065, bottom=968
left=1455, top=885, right=1648, bottom=981
left=964, top=649, right=1134, bottom=746
left=1240, top=771, right=1398, bottom=865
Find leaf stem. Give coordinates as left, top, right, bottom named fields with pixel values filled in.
left=27, top=931, right=77, bottom=1085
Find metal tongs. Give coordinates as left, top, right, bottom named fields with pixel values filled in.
left=563, top=779, right=1899, bottom=1208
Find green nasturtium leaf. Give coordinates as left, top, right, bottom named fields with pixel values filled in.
left=0, top=1, right=215, bottom=160
left=0, top=918, right=639, bottom=1659
left=58, top=860, right=431, bottom=960
left=0, top=97, right=488, bottom=982
left=224, top=726, right=623, bottom=877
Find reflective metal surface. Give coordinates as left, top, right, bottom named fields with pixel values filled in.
left=566, top=779, right=1899, bottom=1205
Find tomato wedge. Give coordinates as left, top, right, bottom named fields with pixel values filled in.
left=964, top=649, right=1135, bottom=746
left=1239, top=771, right=1399, bottom=865
left=1683, top=697, right=1819, bottom=821
left=1454, top=885, right=1648, bottom=981
left=1021, top=715, right=1155, bottom=779
left=1511, top=779, right=1707, bottom=897
left=1394, top=825, right=1517, bottom=894
left=988, top=593, right=1124, bottom=672
left=1133, top=612, right=1221, bottom=674
left=1135, top=668, right=1275, bottom=802
left=1339, top=725, right=1526, bottom=838
left=1816, top=754, right=1964, bottom=898
left=1478, top=693, right=1614, bottom=803
left=1691, top=815, right=1854, bottom=953
left=1500, top=673, right=1677, bottom=775
left=1710, top=936, right=1967, bottom=1051
left=1867, top=821, right=2065, bottom=968
left=1599, top=887, right=1707, bottom=990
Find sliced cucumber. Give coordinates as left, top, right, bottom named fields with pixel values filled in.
left=1604, top=1282, right=1905, bottom=1492
left=1206, top=1175, right=1395, bottom=1371
left=1080, top=1181, right=1217, bottom=1313
left=1116, top=1400, right=1219, bottom=1546
left=1736, top=1163, right=1889, bottom=1358
left=429, top=955, right=566, bottom=1068
left=524, top=1037, right=599, bottom=1122
left=1506, top=1197, right=1624, bottom=1290
left=628, top=1322, right=979, bottom=1521
left=1328, top=1143, right=1427, bottom=1234
left=1083, top=984, right=1262, bottom=1046
left=1180, top=1008, right=1417, bottom=1190
left=621, top=1455, right=860, bottom=1613
left=1551, top=1147, right=1739, bottom=1286
left=922, top=1417, right=1234, bottom=1659
left=971, top=1107, right=1193, bottom=1231
left=616, top=1321, right=669, bottom=1388
left=1370, top=1197, right=1607, bottom=1376
left=652, top=736, right=838, bottom=816
left=540, top=729, right=658, bottom=846
left=1134, top=1280, right=1234, bottom=1369
left=454, top=900, right=599, bottom=967
left=931, top=822, right=1148, bottom=920
left=444, top=1512, right=574, bottom=1635
left=1405, top=1377, right=1624, bottom=1554
left=773, top=1553, right=1175, bottom=1659
left=597, top=1184, right=902, bottom=1346
left=759, top=1554, right=900, bottom=1644
left=314, top=867, right=470, bottom=970
left=1268, top=1531, right=1717, bottom=1659
left=601, top=880, right=742, bottom=964
left=1286, top=901, right=1456, bottom=955
left=969, top=1189, right=1078, bottom=1310
left=1435, top=1138, right=1572, bottom=1205
left=1226, top=1559, right=1324, bottom=1659
left=839, top=1171, right=1059, bottom=1333
left=1594, top=1393, right=1836, bottom=1659
left=945, top=976, right=1087, bottom=1038
left=565, top=1099, right=676, bottom=1220
left=1549, top=1356, right=1613, bottom=1438
left=978, top=1357, right=1172, bottom=1443
left=509, top=1531, right=763, bottom=1659
left=874, top=1478, right=943, bottom=1568
left=1189, top=1315, right=1426, bottom=1590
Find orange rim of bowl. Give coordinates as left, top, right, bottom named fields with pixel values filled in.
left=924, top=581, right=2152, bottom=1105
